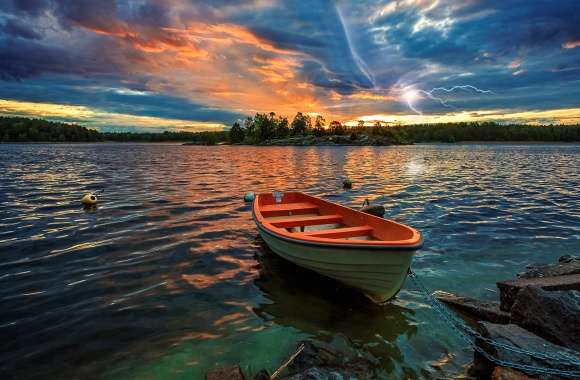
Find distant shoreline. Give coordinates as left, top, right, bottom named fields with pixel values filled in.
left=3, top=116, right=580, bottom=145
left=2, top=140, right=579, bottom=146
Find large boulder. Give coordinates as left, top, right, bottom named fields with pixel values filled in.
left=469, top=322, right=580, bottom=379
left=510, top=287, right=580, bottom=351
left=519, top=256, right=580, bottom=279
left=283, top=335, right=381, bottom=379
left=496, top=274, right=580, bottom=312
left=433, top=291, right=510, bottom=324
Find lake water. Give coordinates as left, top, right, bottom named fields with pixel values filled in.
left=1, top=143, right=579, bottom=379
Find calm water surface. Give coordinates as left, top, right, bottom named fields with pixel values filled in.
left=0, top=144, right=579, bottom=379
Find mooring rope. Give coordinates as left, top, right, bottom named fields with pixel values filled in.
left=408, top=269, right=580, bottom=377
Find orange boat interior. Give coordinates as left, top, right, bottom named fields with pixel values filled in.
left=254, top=192, right=421, bottom=246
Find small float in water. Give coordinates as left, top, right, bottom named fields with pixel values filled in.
left=252, top=192, right=423, bottom=303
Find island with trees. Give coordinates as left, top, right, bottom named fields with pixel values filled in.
left=229, top=112, right=580, bottom=145
left=1, top=115, right=580, bottom=145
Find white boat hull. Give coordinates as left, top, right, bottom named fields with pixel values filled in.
left=258, top=227, right=414, bottom=303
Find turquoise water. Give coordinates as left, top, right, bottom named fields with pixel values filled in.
left=0, top=144, right=578, bottom=379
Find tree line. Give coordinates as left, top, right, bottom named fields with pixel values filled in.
left=393, top=121, right=580, bottom=143
left=2, top=115, right=580, bottom=144
left=0, top=117, right=226, bottom=144
left=228, top=112, right=580, bottom=144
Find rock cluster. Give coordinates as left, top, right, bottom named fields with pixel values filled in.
left=260, top=134, right=394, bottom=146
left=205, top=335, right=382, bottom=380
left=205, top=256, right=580, bottom=380
left=435, top=256, right=580, bottom=379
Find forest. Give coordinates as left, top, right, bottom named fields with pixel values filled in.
left=230, top=112, right=580, bottom=144
left=0, top=117, right=226, bottom=144
left=2, top=115, right=580, bottom=145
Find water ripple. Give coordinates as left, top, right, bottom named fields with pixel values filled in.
left=0, top=143, right=579, bottom=379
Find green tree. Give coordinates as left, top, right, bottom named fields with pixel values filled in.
left=313, top=115, right=326, bottom=137
left=328, top=120, right=344, bottom=135
left=291, top=112, right=308, bottom=136
left=229, top=121, right=245, bottom=143
left=243, top=116, right=257, bottom=143
left=276, top=116, right=290, bottom=139
left=253, top=112, right=276, bottom=141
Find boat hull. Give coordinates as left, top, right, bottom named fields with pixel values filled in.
left=257, top=225, right=415, bottom=303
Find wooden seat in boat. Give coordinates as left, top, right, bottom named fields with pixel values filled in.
left=269, top=214, right=342, bottom=228
left=300, top=225, right=373, bottom=239
left=261, top=202, right=319, bottom=217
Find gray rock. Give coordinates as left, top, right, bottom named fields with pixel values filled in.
left=284, top=367, right=352, bottom=380
left=510, top=287, right=580, bottom=351
left=206, top=366, right=245, bottom=380
left=518, top=256, right=580, bottom=279
left=284, top=335, right=381, bottom=379
left=253, top=369, right=270, bottom=380
left=497, top=274, right=580, bottom=312
left=491, top=366, right=532, bottom=380
left=469, top=322, right=580, bottom=379
left=433, top=290, right=510, bottom=324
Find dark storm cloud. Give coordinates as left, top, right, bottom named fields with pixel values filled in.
left=52, top=0, right=122, bottom=31
left=0, top=76, right=244, bottom=123
left=242, top=0, right=375, bottom=93
left=338, top=0, right=580, bottom=110
left=0, top=0, right=51, bottom=16
left=0, top=0, right=579, bottom=125
left=0, top=17, right=42, bottom=39
left=366, top=0, right=580, bottom=64
left=0, top=36, right=130, bottom=80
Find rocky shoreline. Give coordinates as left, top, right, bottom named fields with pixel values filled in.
left=437, top=255, right=580, bottom=379
left=206, top=256, right=579, bottom=379
left=259, top=134, right=397, bottom=146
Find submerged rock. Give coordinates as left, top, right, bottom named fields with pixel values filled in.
left=496, top=274, right=580, bottom=312
left=282, top=335, right=381, bottom=379
left=510, top=287, right=580, bottom=351
left=206, top=365, right=245, bottom=380
left=253, top=369, right=270, bottom=380
left=433, top=290, right=510, bottom=324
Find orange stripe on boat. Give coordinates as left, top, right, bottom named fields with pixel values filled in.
left=253, top=192, right=422, bottom=247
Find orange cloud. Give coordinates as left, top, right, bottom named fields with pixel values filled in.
left=121, top=23, right=327, bottom=117
left=562, top=40, right=580, bottom=49
left=347, top=91, right=397, bottom=101
left=0, top=99, right=226, bottom=131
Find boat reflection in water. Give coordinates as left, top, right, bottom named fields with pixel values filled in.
left=252, top=237, right=420, bottom=377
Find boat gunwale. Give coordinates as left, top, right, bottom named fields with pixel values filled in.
left=252, top=194, right=423, bottom=251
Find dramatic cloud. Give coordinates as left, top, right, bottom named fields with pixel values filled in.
left=0, top=0, right=579, bottom=130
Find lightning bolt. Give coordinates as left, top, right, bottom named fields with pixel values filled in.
left=400, top=85, right=494, bottom=114
left=422, top=85, right=494, bottom=107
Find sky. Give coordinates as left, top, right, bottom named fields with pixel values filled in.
left=1, top=0, right=580, bottom=131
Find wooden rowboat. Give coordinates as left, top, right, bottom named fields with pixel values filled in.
left=252, top=192, right=423, bottom=303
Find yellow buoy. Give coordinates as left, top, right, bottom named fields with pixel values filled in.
left=81, top=193, right=98, bottom=206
